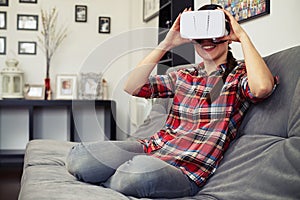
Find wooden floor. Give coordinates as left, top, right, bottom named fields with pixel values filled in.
left=0, top=166, right=22, bottom=200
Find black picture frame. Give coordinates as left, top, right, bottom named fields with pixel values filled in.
left=18, top=41, right=37, bottom=55
left=17, top=14, right=38, bottom=31
left=211, top=0, right=270, bottom=23
left=143, top=0, right=159, bottom=22
left=75, top=5, right=87, bottom=22
left=99, top=16, right=110, bottom=34
left=0, top=11, right=6, bottom=30
left=0, top=36, right=6, bottom=55
left=19, top=0, right=37, bottom=3
left=0, top=0, right=9, bottom=6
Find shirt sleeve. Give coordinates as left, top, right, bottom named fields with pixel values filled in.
left=240, top=73, right=279, bottom=104
left=134, top=71, right=178, bottom=98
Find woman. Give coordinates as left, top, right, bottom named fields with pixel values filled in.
left=67, top=4, right=277, bottom=198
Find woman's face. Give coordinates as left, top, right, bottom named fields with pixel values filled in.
left=193, top=39, right=229, bottom=64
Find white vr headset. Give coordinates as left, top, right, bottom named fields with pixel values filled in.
left=180, top=10, right=229, bottom=39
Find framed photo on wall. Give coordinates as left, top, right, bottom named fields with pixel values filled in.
left=17, top=14, right=38, bottom=30
left=75, top=5, right=87, bottom=22
left=19, top=0, right=37, bottom=3
left=24, top=84, right=45, bottom=100
left=0, top=0, right=9, bottom=6
left=56, top=75, right=77, bottom=99
left=0, top=36, right=6, bottom=55
left=98, top=16, right=110, bottom=33
left=18, top=41, right=37, bottom=55
left=0, top=11, right=7, bottom=29
left=143, top=0, right=159, bottom=22
left=211, top=0, right=270, bottom=23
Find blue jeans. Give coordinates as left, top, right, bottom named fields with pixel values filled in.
left=66, top=141, right=200, bottom=198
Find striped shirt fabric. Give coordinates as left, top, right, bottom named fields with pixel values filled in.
left=135, top=62, right=271, bottom=187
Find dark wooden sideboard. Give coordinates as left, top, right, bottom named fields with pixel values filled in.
left=0, top=99, right=116, bottom=166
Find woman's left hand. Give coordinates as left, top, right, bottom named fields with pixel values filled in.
left=218, top=8, right=248, bottom=43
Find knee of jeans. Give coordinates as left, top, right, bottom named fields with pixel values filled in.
left=66, top=144, right=85, bottom=180
left=109, top=170, right=149, bottom=197
left=107, top=156, right=160, bottom=197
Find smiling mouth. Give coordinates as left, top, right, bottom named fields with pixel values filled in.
left=201, top=44, right=216, bottom=51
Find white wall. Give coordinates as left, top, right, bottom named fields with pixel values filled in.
left=1, top=0, right=299, bottom=140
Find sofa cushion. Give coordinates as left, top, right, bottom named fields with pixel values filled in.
left=239, top=46, right=300, bottom=138
left=23, top=139, right=76, bottom=168
left=19, top=165, right=130, bottom=200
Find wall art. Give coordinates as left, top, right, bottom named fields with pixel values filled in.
left=0, top=0, right=8, bottom=6
left=75, top=5, right=87, bottom=22
left=211, top=0, right=270, bottom=23
left=98, top=16, right=110, bottom=33
left=0, top=36, right=6, bottom=55
left=18, top=41, right=37, bottom=55
left=19, top=0, right=37, bottom=3
left=143, top=0, right=159, bottom=22
left=17, top=14, right=38, bottom=30
left=0, top=11, right=6, bottom=29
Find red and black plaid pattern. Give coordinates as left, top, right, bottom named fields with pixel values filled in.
left=136, top=62, right=270, bottom=186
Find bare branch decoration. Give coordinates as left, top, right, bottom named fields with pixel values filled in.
left=38, top=7, right=68, bottom=79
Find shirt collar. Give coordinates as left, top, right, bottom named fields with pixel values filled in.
left=219, top=63, right=227, bottom=73
left=197, top=63, right=227, bottom=74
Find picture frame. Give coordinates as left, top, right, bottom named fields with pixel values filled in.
left=24, top=84, right=45, bottom=100
left=56, top=74, right=77, bottom=100
left=19, top=0, right=37, bottom=3
left=0, top=0, right=8, bottom=6
left=79, top=72, right=102, bottom=100
left=211, top=0, right=270, bottom=23
left=98, top=16, right=110, bottom=34
left=18, top=41, right=36, bottom=55
left=0, top=11, right=6, bottom=30
left=0, top=36, right=6, bottom=55
left=17, top=14, right=38, bottom=30
left=75, top=5, right=87, bottom=22
left=143, top=0, right=159, bottom=22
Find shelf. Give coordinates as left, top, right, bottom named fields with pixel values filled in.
left=0, top=99, right=117, bottom=166
left=0, top=99, right=114, bottom=107
left=0, top=150, right=25, bottom=167
left=160, top=0, right=171, bottom=9
left=157, top=0, right=195, bottom=74
left=159, top=58, right=172, bottom=64
left=158, top=28, right=169, bottom=35
left=0, top=150, right=25, bottom=156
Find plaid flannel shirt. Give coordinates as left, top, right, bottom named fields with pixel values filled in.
left=135, top=62, right=274, bottom=186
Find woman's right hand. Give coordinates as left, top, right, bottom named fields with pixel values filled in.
left=124, top=8, right=192, bottom=95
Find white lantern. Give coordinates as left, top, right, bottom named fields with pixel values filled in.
left=0, top=59, right=24, bottom=99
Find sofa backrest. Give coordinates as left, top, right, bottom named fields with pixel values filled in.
left=238, top=45, right=300, bottom=138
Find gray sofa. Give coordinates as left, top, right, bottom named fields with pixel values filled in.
left=19, top=46, right=300, bottom=200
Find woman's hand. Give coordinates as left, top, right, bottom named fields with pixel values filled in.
left=124, top=8, right=192, bottom=95
left=218, top=8, right=275, bottom=98
left=218, top=8, right=248, bottom=43
left=160, top=8, right=192, bottom=50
